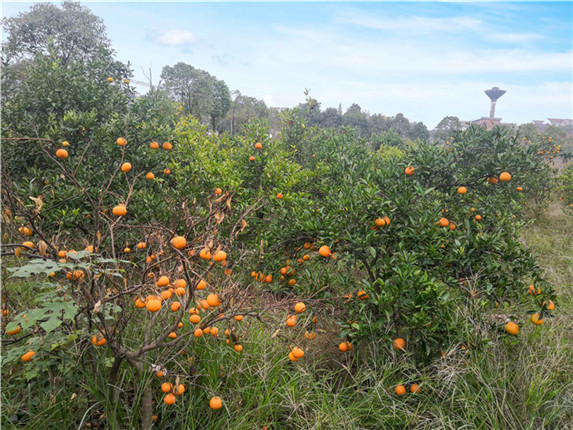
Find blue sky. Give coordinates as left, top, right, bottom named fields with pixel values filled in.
left=3, top=1, right=572, bottom=128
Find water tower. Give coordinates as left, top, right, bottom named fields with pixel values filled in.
left=484, top=87, right=506, bottom=118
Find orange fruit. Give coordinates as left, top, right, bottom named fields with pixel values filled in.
left=292, top=347, right=304, bottom=358
left=527, top=285, right=541, bottom=296
left=163, top=142, right=173, bottom=150
left=137, top=242, right=147, bottom=249
left=234, top=344, right=243, bottom=352
left=288, top=279, right=296, bottom=286
left=516, top=186, right=523, bottom=192
left=338, top=342, right=349, bottom=352
left=172, top=236, right=186, bottom=249
left=294, top=302, right=306, bottom=313
left=276, top=193, right=283, bottom=199
left=174, top=384, right=185, bottom=395
left=393, top=338, right=406, bottom=351
left=112, top=205, right=127, bottom=217
left=62, top=140, right=70, bottom=147
left=505, top=321, right=519, bottom=335
left=395, top=385, right=406, bottom=396
left=264, top=274, right=273, bottom=283
left=164, top=393, right=176, bottom=405
left=170, top=302, right=181, bottom=312
left=438, top=217, right=449, bottom=227
left=194, top=328, right=203, bottom=337
left=288, top=351, right=299, bottom=362
left=116, top=137, right=127, bottom=146
left=22, top=351, right=36, bottom=362
left=234, top=315, right=244, bottom=321
left=305, top=331, right=317, bottom=340
left=156, top=370, right=164, bottom=378
left=209, top=396, right=223, bottom=410
left=145, top=172, right=155, bottom=180
left=173, top=279, right=187, bottom=289
left=168, top=332, right=177, bottom=339
left=215, top=188, right=223, bottom=195
left=156, top=276, right=170, bottom=287
left=189, top=314, right=201, bottom=324
left=22, top=241, right=34, bottom=249
left=410, top=384, right=421, bottom=393
left=499, top=172, right=511, bottom=182
left=210, top=327, right=219, bottom=336
left=7, top=326, right=21, bottom=335
left=163, top=168, right=171, bottom=175
left=457, top=186, right=467, bottom=194
left=543, top=300, right=555, bottom=310
left=255, top=142, right=263, bottom=149
left=91, top=334, right=107, bottom=346
left=475, top=215, right=482, bottom=221
left=135, top=298, right=146, bottom=308
left=199, top=248, right=211, bottom=260
left=56, top=149, right=68, bottom=159
left=249, top=156, right=255, bottom=161
left=149, top=141, right=159, bottom=149
left=286, top=315, right=297, bottom=327
left=530, top=313, right=544, bottom=325
left=374, top=218, right=386, bottom=227
left=213, top=250, right=227, bottom=262
left=146, top=299, right=161, bottom=312
left=405, top=166, right=415, bottom=176
left=121, top=162, right=132, bottom=172
left=319, top=245, right=331, bottom=258
left=196, top=279, right=207, bottom=290
left=206, top=294, right=221, bottom=307
left=487, top=176, right=499, bottom=184
left=357, top=290, right=369, bottom=300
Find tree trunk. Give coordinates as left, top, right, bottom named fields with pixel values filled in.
left=141, top=381, right=153, bottom=430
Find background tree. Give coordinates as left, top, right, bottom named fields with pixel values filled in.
left=2, top=0, right=110, bottom=66
left=409, top=121, right=430, bottom=141
left=321, top=107, right=342, bottom=129
left=388, top=113, right=411, bottom=137
left=210, top=78, right=232, bottom=131
left=433, top=115, right=462, bottom=143
left=343, top=104, right=370, bottom=137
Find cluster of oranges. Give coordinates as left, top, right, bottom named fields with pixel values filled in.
left=56, top=137, right=174, bottom=185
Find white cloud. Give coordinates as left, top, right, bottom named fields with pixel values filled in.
left=337, top=13, right=483, bottom=33
left=153, top=29, right=196, bottom=46
left=263, top=94, right=276, bottom=107
left=486, top=32, right=541, bottom=43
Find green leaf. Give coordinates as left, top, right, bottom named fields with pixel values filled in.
left=8, top=259, right=61, bottom=278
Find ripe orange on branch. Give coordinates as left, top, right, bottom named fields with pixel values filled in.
left=393, top=338, right=406, bottom=351
left=56, top=149, right=68, bottom=160
left=171, top=236, right=186, bottom=249
left=505, top=321, right=519, bottom=335
left=499, top=172, right=511, bottom=182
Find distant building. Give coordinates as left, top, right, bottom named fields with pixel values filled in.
left=532, top=119, right=573, bottom=136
